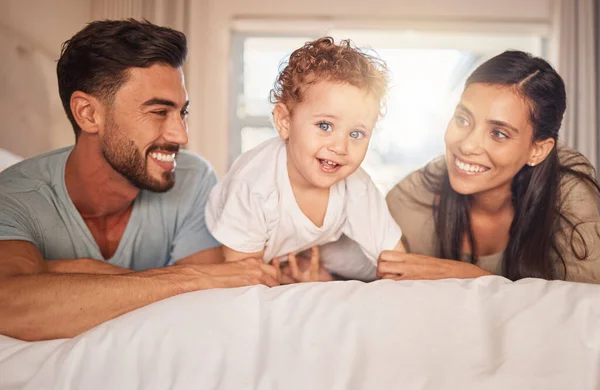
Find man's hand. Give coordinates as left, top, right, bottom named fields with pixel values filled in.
left=272, top=247, right=334, bottom=284
left=376, top=251, right=493, bottom=281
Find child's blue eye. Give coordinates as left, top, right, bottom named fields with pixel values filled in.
left=349, top=130, right=365, bottom=139
left=317, top=122, right=332, bottom=131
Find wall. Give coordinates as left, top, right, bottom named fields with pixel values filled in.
left=0, top=0, right=553, bottom=170
left=0, top=0, right=92, bottom=158
left=186, top=0, right=553, bottom=176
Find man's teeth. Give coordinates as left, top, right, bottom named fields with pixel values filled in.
left=455, top=157, right=487, bottom=173
left=150, top=152, right=176, bottom=162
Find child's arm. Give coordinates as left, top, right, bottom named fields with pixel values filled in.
left=222, top=246, right=265, bottom=263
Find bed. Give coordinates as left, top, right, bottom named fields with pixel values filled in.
left=1, top=276, right=599, bottom=389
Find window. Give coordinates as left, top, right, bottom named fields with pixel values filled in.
left=230, top=27, right=547, bottom=193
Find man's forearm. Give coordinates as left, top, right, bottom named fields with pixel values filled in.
left=46, top=259, right=133, bottom=275
left=0, top=268, right=184, bottom=341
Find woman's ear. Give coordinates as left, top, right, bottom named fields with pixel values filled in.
left=527, top=137, right=556, bottom=166
left=70, top=91, right=104, bottom=136
left=273, top=103, right=291, bottom=140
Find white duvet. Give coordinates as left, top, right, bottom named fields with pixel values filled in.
left=1, top=276, right=599, bottom=390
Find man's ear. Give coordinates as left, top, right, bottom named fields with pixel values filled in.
left=527, top=137, right=556, bottom=167
left=70, top=91, right=104, bottom=136
left=273, top=103, right=291, bottom=140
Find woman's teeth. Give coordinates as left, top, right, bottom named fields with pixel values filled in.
left=454, top=157, right=488, bottom=173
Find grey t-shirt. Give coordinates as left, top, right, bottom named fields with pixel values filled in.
left=0, top=147, right=220, bottom=270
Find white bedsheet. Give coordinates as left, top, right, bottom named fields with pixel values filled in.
left=1, top=276, right=599, bottom=389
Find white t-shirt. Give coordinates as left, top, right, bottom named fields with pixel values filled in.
left=205, top=137, right=401, bottom=265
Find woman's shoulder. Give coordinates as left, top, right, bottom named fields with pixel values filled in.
left=556, top=144, right=599, bottom=203
left=554, top=144, right=600, bottom=283
left=557, top=143, right=597, bottom=178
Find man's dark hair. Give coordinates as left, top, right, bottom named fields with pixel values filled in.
left=57, top=18, right=188, bottom=137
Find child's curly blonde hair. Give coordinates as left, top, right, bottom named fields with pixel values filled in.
left=270, top=37, right=389, bottom=113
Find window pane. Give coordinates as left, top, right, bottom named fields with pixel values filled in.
left=241, top=126, right=278, bottom=153
left=362, top=48, right=476, bottom=192
left=233, top=31, right=545, bottom=193
left=241, top=37, right=311, bottom=118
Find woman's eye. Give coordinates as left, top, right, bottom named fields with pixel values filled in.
left=491, top=129, right=509, bottom=140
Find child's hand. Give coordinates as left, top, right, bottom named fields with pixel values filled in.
left=273, top=246, right=334, bottom=284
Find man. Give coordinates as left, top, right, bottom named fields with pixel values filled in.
left=0, top=19, right=278, bottom=342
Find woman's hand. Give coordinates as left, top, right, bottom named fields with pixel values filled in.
left=273, top=246, right=334, bottom=284
left=376, top=250, right=493, bottom=280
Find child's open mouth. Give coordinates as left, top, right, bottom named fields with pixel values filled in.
left=318, top=158, right=341, bottom=172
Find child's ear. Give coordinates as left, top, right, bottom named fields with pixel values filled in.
left=527, top=137, right=556, bottom=167
left=273, top=103, right=291, bottom=140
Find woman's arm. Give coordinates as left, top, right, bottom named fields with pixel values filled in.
left=377, top=251, right=492, bottom=280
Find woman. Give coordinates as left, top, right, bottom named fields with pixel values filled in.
left=382, top=50, right=600, bottom=283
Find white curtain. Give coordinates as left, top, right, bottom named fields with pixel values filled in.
left=553, top=0, right=599, bottom=171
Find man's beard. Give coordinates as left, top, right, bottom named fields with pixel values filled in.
left=101, top=116, right=178, bottom=193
